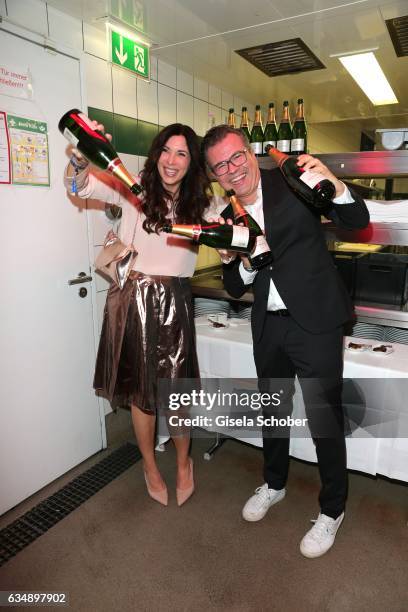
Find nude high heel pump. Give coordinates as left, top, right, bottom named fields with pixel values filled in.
left=176, top=458, right=194, bottom=506
left=144, top=472, right=168, bottom=506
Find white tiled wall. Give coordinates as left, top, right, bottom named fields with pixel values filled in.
left=137, top=78, right=158, bottom=124
left=5, top=0, right=48, bottom=36
left=112, top=68, right=138, bottom=119
left=47, top=6, right=83, bottom=51
left=158, top=84, right=177, bottom=127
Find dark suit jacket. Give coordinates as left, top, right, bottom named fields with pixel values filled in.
left=222, top=168, right=370, bottom=343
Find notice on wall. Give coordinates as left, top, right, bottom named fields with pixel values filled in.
left=0, top=64, right=32, bottom=99
left=7, top=114, right=50, bottom=186
left=0, top=111, right=11, bottom=184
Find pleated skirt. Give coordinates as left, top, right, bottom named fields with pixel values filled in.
left=93, top=271, right=199, bottom=414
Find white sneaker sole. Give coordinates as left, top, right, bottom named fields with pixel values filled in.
left=300, top=514, right=344, bottom=558
left=242, top=489, right=286, bottom=522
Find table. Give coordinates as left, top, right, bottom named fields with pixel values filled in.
left=194, top=316, right=408, bottom=482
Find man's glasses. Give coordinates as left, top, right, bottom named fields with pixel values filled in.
left=210, top=149, right=248, bottom=177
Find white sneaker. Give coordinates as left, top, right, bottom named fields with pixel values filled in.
left=242, top=483, right=286, bottom=522
left=300, top=512, right=344, bottom=558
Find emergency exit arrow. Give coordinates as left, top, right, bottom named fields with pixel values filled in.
left=115, top=36, right=128, bottom=65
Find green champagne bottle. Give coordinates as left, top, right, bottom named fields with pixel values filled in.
left=277, top=100, right=292, bottom=154
left=262, top=102, right=278, bottom=155
left=162, top=222, right=257, bottom=253
left=250, top=105, right=264, bottom=156
left=265, top=146, right=335, bottom=208
left=226, top=189, right=273, bottom=270
left=58, top=108, right=142, bottom=195
left=291, top=98, right=307, bottom=155
left=240, top=107, right=251, bottom=142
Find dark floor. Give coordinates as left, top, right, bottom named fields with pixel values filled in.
left=0, top=410, right=407, bottom=612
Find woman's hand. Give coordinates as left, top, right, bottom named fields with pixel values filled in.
left=296, top=154, right=345, bottom=198
left=206, top=215, right=237, bottom=264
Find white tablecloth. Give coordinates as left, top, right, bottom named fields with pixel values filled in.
left=194, top=316, right=408, bottom=482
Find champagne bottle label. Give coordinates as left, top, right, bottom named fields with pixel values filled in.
left=299, top=170, right=329, bottom=189
left=263, top=140, right=276, bottom=153
left=231, top=226, right=250, bottom=248
left=250, top=234, right=270, bottom=257
left=250, top=142, right=263, bottom=155
left=277, top=140, right=291, bottom=153
left=291, top=138, right=305, bottom=151
left=63, top=127, right=78, bottom=146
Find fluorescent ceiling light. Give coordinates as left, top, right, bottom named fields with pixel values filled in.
left=338, top=52, right=398, bottom=106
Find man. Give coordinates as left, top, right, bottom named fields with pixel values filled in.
left=202, top=125, right=369, bottom=558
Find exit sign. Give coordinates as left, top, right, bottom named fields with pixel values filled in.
left=110, top=30, right=149, bottom=79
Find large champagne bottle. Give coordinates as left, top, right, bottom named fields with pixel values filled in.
left=226, top=189, right=273, bottom=270
left=240, top=107, right=251, bottom=142
left=265, top=146, right=335, bottom=208
left=263, top=102, right=278, bottom=154
left=277, top=101, right=292, bottom=154
left=58, top=109, right=142, bottom=195
left=250, top=105, right=264, bottom=156
left=162, top=222, right=257, bottom=253
left=227, top=108, right=236, bottom=128
left=291, top=98, right=307, bottom=155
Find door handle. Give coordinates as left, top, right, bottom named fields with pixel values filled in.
left=68, top=272, right=93, bottom=286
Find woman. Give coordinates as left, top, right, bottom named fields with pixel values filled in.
left=65, top=123, right=210, bottom=506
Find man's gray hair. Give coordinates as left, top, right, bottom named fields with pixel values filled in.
left=201, top=125, right=249, bottom=163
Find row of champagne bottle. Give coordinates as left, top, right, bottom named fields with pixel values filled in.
left=227, top=99, right=307, bottom=157
left=59, top=108, right=333, bottom=270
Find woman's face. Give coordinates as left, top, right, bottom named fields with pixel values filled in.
left=157, top=135, right=191, bottom=194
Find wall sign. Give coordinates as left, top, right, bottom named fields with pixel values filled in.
left=110, top=29, right=149, bottom=80
left=0, top=111, right=11, bottom=184
left=7, top=114, right=50, bottom=186
left=0, top=64, right=32, bottom=99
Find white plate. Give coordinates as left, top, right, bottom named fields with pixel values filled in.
left=228, top=317, right=248, bottom=326
left=346, top=342, right=372, bottom=352
left=371, top=344, right=394, bottom=355
left=207, top=314, right=229, bottom=329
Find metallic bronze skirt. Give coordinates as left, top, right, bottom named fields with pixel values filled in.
left=93, top=271, right=199, bottom=414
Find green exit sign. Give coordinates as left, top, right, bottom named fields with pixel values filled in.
left=110, top=30, right=149, bottom=79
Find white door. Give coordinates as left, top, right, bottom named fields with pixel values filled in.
left=0, top=28, right=104, bottom=514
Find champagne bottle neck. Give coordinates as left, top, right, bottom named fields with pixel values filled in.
left=265, top=146, right=289, bottom=167
left=267, top=107, right=276, bottom=124
left=282, top=109, right=290, bottom=121
left=108, top=158, right=141, bottom=195
left=295, top=103, right=305, bottom=120
left=164, top=224, right=201, bottom=241
left=229, top=194, right=247, bottom=219
left=241, top=111, right=249, bottom=127
left=254, top=110, right=262, bottom=126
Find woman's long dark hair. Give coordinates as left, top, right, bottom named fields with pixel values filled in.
left=140, top=123, right=210, bottom=233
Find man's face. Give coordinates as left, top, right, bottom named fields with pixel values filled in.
left=206, top=133, right=260, bottom=202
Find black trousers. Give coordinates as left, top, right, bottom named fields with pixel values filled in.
left=253, top=312, right=347, bottom=519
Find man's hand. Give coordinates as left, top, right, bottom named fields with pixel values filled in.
left=206, top=216, right=237, bottom=264
left=296, top=154, right=345, bottom=198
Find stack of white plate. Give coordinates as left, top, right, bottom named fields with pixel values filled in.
left=383, top=326, right=408, bottom=345
left=193, top=298, right=230, bottom=318
left=350, top=322, right=385, bottom=341
left=229, top=304, right=252, bottom=320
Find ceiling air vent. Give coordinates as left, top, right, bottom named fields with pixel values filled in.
left=235, top=38, right=325, bottom=77
left=385, top=15, right=408, bottom=57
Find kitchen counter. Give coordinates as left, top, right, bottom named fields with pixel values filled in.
left=191, top=267, right=253, bottom=303
left=191, top=266, right=408, bottom=327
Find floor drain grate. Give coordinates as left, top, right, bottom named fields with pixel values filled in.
left=0, top=442, right=141, bottom=566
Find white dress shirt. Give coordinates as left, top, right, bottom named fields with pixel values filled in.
left=238, top=180, right=356, bottom=311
